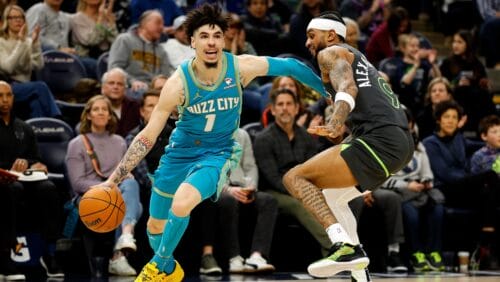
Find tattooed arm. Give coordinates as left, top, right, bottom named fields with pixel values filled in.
left=105, top=71, right=184, bottom=186
left=308, top=47, right=357, bottom=140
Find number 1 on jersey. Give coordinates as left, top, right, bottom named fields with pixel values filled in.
left=204, top=114, right=216, bottom=132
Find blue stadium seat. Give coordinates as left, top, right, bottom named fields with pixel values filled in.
left=96, top=52, right=109, bottom=81
left=36, top=50, right=87, bottom=95
left=55, top=100, right=85, bottom=128
left=242, top=89, right=262, bottom=112
left=257, top=82, right=273, bottom=110
left=25, top=118, right=75, bottom=181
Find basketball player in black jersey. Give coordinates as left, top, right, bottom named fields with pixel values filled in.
left=283, top=11, right=414, bottom=279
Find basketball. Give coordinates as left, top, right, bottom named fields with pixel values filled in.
left=79, top=186, right=126, bottom=233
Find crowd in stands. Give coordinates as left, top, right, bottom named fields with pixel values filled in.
left=0, top=0, right=499, bottom=280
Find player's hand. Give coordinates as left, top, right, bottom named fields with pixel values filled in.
left=91, top=181, right=117, bottom=191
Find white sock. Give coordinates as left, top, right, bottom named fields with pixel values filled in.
left=388, top=243, right=399, bottom=254
left=323, top=187, right=362, bottom=245
left=326, top=223, right=354, bottom=245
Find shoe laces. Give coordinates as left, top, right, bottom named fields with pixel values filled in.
left=428, top=252, right=442, bottom=263
left=142, top=262, right=167, bottom=279
left=414, top=252, right=427, bottom=263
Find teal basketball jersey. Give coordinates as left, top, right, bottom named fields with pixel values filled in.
left=171, top=52, right=242, bottom=147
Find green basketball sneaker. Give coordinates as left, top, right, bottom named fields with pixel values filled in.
left=308, top=242, right=370, bottom=278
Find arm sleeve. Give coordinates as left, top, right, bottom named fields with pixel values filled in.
left=266, top=57, right=328, bottom=97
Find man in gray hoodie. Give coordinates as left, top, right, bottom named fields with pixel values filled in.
left=108, top=10, right=174, bottom=97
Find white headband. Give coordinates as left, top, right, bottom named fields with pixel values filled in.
left=307, top=18, right=346, bottom=39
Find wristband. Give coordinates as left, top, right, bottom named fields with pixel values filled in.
left=334, top=92, right=355, bottom=112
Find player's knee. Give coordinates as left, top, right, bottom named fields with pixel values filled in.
left=147, top=217, right=166, bottom=234
left=283, top=168, right=298, bottom=191
left=171, top=200, right=193, bottom=217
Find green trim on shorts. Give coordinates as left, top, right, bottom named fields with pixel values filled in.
left=340, top=143, right=351, bottom=151
left=356, top=138, right=389, bottom=177
left=152, top=186, right=175, bottom=198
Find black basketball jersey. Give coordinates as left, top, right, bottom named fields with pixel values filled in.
left=328, top=43, right=408, bottom=137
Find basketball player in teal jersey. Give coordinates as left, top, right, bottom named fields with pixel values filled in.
left=283, top=11, right=414, bottom=280
left=98, top=4, right=330, bottom=281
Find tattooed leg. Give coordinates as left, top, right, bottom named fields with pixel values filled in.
left=283, top=169, right=337, bottom=228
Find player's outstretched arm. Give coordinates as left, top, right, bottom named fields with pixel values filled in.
left=237, top=54, right=327, bottom=97
left=107, top=71, right=184, bottom=186
left=309, top=47, right=357, bottom=138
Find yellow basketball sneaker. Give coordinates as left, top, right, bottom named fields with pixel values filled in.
left=135, top=260, right=184, bottom=282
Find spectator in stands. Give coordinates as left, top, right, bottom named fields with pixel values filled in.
left=0, top=4, right=61, bottom=119
left=381, top=107, right=445, bottom=272
left=195, top=0, right=246, bottom=15
left=440, top=29, right=489, bottom=91
left=70, top=0, right=118, bottom=59
left=108, top=10, right=174, bottom=98
left=130, top=0, right=183, bottom=28
left=224, top=13, right=257, bottom=56
left=218, top=128, right=278, bottom=273
left=441, top=0, right=481, bottom=41
left=287, top=0, right=337, bottom=60
left=26, top=0, right=99, bottom=78
left=26, top=0, right=73, bottom=53
left=261, top=76, right=321, bottom=129
left=477, top=0, right=500, bottom=69
left=241, top=0, right=284, bottom=56
left=268, top=0, right=293, bottom=32
left=126, top=90, right=172, bottom=191
left=66, top=95, right=143, bottom=276
left=287, top=0, right=336, bottom=60
left=439, top=29, right=496, bottom=136
left=416, top=77, right=465, bottom=140
left=365, top=5, right=410, bottom=67
left=101, top=67, right=140, bottom=137
left=342, top=17, right=361, bottom=49
left=423, top=100, right=500, bottom=270
left=162, top=15, right=195, bottom=69
left=471, top=115, right=500, bottom=175
left=151, top=74, right=169, bottom=90
left=253, top=88, right=333, bottom=256
left=349, top=181, right=408, bottom=274
left=339, top=0, right=387, bottom=37
left=0, top=81, right=64, bottom=279
left=385, top=33, right=440, bottom=115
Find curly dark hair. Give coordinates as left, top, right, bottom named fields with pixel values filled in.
left=184, top=3, right=229, bottom=39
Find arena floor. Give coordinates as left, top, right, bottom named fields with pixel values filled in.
left=20, top=270, right=500, bottom=281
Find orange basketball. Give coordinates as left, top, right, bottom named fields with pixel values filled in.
left=79, top=186, right=126, bottom=233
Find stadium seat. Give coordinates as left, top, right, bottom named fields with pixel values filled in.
left=55, top=100, right=85, bottom=128
left=96, top=52, right=109, bottom=81
left=242, top=90, right=262, bottom=126
left=36, top=50, right=87, bottom=96
left=257, top=82, right=273, bottom=111
left=25, top=117, right=75, bottom=181
left=241, top=121, right=264, bottom=142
